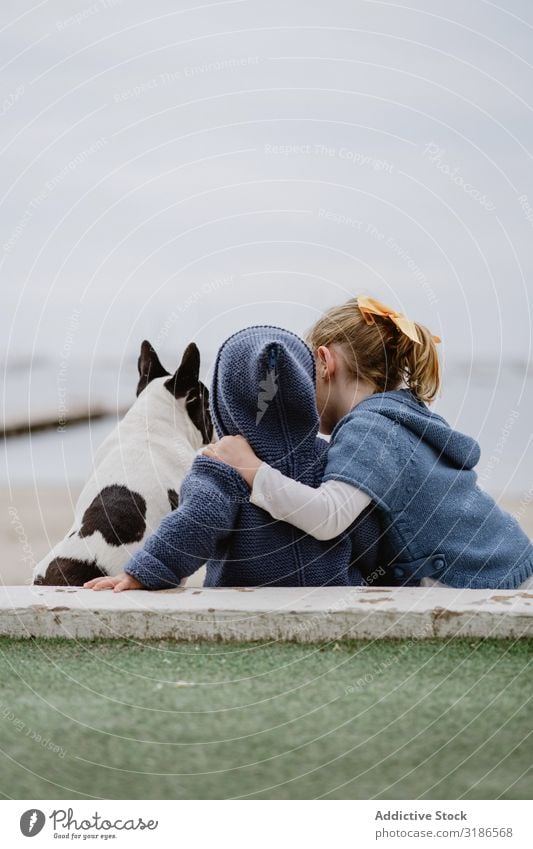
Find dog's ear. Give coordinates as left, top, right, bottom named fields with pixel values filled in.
left=136, top=340, right=169, bottom=396
left=165, top=342, right=201, bottom=399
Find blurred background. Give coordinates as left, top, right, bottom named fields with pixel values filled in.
left=1, top=0, right=532, bottom=584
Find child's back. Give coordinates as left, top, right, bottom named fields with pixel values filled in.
left=324, top=389, right=533, bottom=588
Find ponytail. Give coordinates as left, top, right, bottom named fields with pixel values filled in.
left=396, top=322, right=441, bottom=403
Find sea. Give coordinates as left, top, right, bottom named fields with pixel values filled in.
left=1, top=356, right=532, bottom=500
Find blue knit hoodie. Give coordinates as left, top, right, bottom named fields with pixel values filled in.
left=324, top=389, right=533, bottom=589
left=125, top=326, right=381, bottom=588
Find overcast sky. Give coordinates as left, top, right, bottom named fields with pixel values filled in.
left=1, top=0, right=533, bottom=372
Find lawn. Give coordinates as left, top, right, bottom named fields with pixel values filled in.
left=0, top=637, right=530, bottom=799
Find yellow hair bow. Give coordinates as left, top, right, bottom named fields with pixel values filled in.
left=357, top=296, right=441, bottom=345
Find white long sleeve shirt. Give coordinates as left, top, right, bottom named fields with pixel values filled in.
left=250, top=462, right=371, bottom=540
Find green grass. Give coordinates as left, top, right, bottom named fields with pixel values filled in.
left=0, top=637, right=530, bottom=799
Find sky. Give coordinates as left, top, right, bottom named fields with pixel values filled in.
left=1, top=0, right=533, bottom=376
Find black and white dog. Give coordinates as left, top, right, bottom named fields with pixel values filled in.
left=33, top=340, right=213, bottom=586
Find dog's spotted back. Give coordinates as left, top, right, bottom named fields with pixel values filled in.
left=33, top=341, right=213, bottom=586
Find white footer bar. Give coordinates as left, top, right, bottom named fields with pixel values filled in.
left=1, top=799, right=530, bottom=848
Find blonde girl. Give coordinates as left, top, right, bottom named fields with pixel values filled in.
left=204, top=296, right=533, bottom=589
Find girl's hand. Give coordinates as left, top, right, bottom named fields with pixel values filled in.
left=83, top=572, right=145, bottom=592
left=202, top=435, right=262, bottom=487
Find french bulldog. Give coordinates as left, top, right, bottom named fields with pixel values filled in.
left=33, top=340, right=213, bottom=586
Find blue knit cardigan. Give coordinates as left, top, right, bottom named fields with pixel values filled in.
left=125, top=326, right=381, bottom=588
left=324, top=389, right=533, bottom=589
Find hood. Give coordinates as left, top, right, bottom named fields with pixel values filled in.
left=360, top=389, right=481, bottom=470
left=210, top=325, right=319, bottom=465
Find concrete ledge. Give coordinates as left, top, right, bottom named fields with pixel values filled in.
left=0, top=585, right=532, bottom=641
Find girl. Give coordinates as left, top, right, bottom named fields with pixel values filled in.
left=85, top=325, right=381, bottom=591
left=204, top=297, right=533, bottom=589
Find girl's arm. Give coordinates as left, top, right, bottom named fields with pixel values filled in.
left=252, top=463, right=371, bottom=540
left=203, top=436, right=370, bottom=541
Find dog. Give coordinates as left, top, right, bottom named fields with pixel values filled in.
left=33, top=340, right=213, bottom=586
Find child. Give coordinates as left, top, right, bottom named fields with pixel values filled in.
left=205, top=297, right=533, bottom=590
left=85, top=325, right=381, bottom=591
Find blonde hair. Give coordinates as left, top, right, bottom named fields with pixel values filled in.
left=308, top=297, right=441, bottom=403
